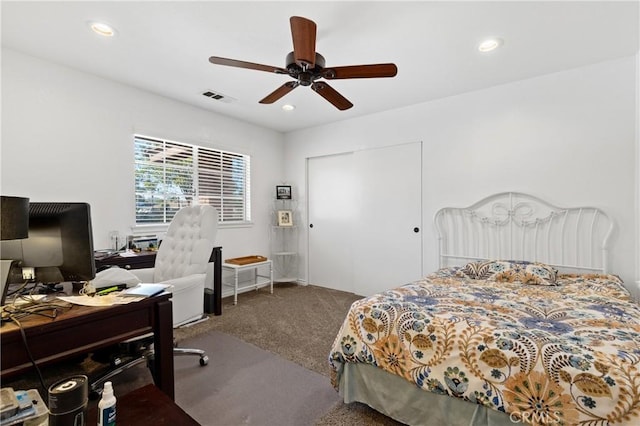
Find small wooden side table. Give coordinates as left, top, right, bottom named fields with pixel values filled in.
left=87, top=384, right=199, bottom=425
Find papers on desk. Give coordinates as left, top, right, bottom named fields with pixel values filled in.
left=121, top=283, right=171, bottom=298
left=4, top=294, right=47, bottom=306
left=56, top=294, right=142, bottom=306
left=57, top=284, right=171, bottom=306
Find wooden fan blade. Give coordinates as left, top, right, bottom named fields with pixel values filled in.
left=209, top=56, right=288, bottom=74
left=322, top=63, right=398, bottom=79
left=290, top=16, right=316, bottom=68
left=259, top=81, right=299, bottom=104
left=311, top=82, right=353, bottom=110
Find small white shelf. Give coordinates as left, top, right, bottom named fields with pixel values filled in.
left=270, top=199, right=299, bottom=283
left=274, top=277, right=297, bottom=283
left=222, top=260, right=273, bottom=305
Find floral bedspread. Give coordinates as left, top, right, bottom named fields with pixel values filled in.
left=329, top=268, right=640, bottom=425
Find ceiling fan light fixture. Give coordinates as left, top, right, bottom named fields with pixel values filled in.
left=89, top=21, right=116, bottom=37
left=282, top=104, right=296, bottom=111
left=478, top=38, right=503, bottom=52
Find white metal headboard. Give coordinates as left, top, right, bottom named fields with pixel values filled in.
left=434, top=192, right=614, bottom=273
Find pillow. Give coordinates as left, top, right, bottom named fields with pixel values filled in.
left=458, top=260, right=558, bottom=285
left=455, top=262, right=482, bottom=279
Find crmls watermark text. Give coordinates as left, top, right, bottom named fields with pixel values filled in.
left=509, top=411, right=562, bottom=424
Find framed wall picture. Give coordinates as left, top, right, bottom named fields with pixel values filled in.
left=276, top=185, right=292, bottom=200
left=277, top=210, right=293, bottom=227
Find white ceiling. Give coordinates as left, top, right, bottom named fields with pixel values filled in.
left=2, top=1, right=638, bottom=133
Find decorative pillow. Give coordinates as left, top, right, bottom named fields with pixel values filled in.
left=456, top=260, right=558, bottom=285
left=475, top=260, right=558, bottom=285
left=455, top=262, right=482, bottom=279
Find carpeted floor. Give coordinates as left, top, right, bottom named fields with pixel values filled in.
left=173, top=282, right=404, bottom=425
left=175, top=282, right=360, bottom=376
left=3, top=283, right=405, bottom=425
left=175, top=330, right=341, bottom=425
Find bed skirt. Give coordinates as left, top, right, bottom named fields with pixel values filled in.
left=338, top=363, right=513, bottom=426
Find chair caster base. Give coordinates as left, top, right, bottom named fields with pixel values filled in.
left=200, top=355, right=209, bottom=366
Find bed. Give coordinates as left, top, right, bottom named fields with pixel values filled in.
left=329, top=192, right=640, bottom=426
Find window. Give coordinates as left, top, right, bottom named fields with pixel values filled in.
left=134, top=135, right=251, bottom=225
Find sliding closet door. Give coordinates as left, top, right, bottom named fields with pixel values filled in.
left=307, top=153, right=355, bottom=291
left=352, top=142, right=423, bottom=296
left=307, top=142, right=423, bottom=295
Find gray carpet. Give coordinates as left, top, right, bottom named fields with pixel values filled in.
left=175, top=331, right=341, bottom=425
left=173, top=283, right=404, bottom=426
left=174, top=282, right=362, bottom=377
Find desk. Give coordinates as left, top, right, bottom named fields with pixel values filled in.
left=87, top=384, right=199, bottom=425
left=0, top=293, right=175, bottom=399
left=95, top=246, right=224, bottom=316
left=94, top=250, right=157, bottom=270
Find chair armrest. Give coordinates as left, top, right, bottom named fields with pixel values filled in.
left=128, top=268, right=155, bottom=283
left=158, top=274, right=206, bottom=291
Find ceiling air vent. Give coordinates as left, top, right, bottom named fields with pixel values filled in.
left=202, top=90, right=236, bottom=104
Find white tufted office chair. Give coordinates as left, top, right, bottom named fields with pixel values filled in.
left=90, top=205, right=218, bottom=395
left=131, top=204, right=218, bottom=327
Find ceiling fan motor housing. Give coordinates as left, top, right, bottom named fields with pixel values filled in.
left=286, top=51, right=327, bottom=85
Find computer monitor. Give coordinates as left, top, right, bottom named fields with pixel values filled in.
left=1, top=202, right=96, bottom=285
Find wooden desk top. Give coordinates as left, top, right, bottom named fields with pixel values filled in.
left=1, top=293, right=171, bottom=378
left=0, top=293, right=169, bottom=334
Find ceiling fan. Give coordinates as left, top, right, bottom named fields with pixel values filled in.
left=208, top=16, right=398, bottom=111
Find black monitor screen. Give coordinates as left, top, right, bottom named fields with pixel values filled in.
left=1, top=202, right=96, bottom=284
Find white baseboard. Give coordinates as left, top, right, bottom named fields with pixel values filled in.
left=180, top=316, right=210, bottom=328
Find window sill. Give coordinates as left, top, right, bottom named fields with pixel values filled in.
left=132, top=221, right=253, bottom=235
left=132, top=224, right=169, bottom=236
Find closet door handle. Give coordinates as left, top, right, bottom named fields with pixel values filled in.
left=309, top=224, right=314, bottom=228
left=413, top=227, right=420, bottom=233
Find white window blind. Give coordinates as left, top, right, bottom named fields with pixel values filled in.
left=134, top=135, right=251, bottom=225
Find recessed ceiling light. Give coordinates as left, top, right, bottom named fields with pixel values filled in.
left=89, top=21, right=116, bottom=37
left=478, top=38, right=503, bottom=53
left=282, top=104, right=295, bottom=111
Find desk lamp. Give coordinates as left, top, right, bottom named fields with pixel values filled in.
left=1, top=195, right=29, bottom=304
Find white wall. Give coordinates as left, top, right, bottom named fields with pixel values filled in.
left=3, top=48, right=638, bottom=295
left=636, top=51, right=640, bottom=294
left=1, top=48, right=285, bottom=262
left=284, top=56, right=639, bottom=294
